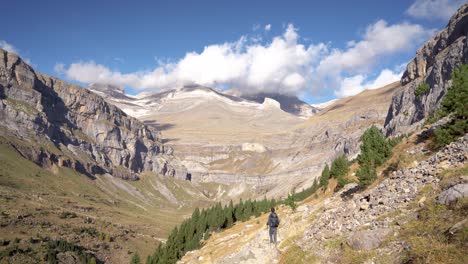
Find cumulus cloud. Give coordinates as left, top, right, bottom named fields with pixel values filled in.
left=0, top=40, right=19, bottom=54
left=314, top=20, right=434, bottom=96
left=58, top=24, right=327, bottom=95
left=317, top=20, right=432, bottom=75
left=265, top=24, right=272, bottom=31
left=406, top=0, right=464, bottom=20
left=335, top=69, right=403, bottom=97
left=56, top=20, right=434, bottom=98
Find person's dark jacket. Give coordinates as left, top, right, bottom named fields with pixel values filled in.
left=267, top=212, right=280, bottom=228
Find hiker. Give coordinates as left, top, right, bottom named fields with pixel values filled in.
left=266, top=207, right=280, bottom=245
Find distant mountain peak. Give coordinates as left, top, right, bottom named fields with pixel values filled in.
left=238, top=92, right=319, bottom=118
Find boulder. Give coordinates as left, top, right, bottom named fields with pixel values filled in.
left=437, top=183, right=468, bottom=205
left=346, top=228, right=392, bottom=250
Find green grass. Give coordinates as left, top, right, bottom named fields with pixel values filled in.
left=439, top=164, right=468, bottom=189
left=340, top=245, right=376, bottom=264
left=0, top=139, right=232, bottom=262
left=279, top=244, right=319, bottom=264
left=5, top=98, right=38, bottom=116
left=414, top=82, right=430, bottom=99
left=399, top=197, right=468, bottom=263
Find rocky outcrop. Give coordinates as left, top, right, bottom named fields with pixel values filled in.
left=384, top=3, right=468, bottom=136
left=0, top=49, right=187, bottom=180
left=437, top=184, right=468, bottom=205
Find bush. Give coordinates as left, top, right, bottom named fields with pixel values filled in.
left=46, top=240, right=96, bottom=264
left=59, top=211, right=77, bottom=219
left=414, top=81, right=430, bottom=98
left=130, top=252, right=141, bottom=264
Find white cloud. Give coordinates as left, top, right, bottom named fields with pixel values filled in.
left=58, top=24, right=327, bottom=95
left=265, top=24, right=272, bottom=31
left=0, top=40, right=18, bottom=54
left=406, top=0, right=464, bottom=20
left=335, top=69, right=403, bottom=97
left=317, top=20, right=432, bottom=74
left=56, top=20, right=434, bottom=98
left=315, top=20, right=434, bottom=96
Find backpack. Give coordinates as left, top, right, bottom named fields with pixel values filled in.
left=270, top=214, right=279, bottom=227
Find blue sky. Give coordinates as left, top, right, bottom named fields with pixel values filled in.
left=0, top=0, right=464, bottom=103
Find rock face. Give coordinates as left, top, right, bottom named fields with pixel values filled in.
left=0, top=49, right=187, bottom=180
left=384, top=3, right=468, bottom=136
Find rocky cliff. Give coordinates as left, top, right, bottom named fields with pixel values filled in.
left=0, top=49, right=187, bottom=180
left=384, top=3, right=468, bottom=136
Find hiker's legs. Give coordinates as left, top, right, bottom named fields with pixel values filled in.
left=269, top=227, right=277, bottom=244
left=273, top=228, right=277, bottom=244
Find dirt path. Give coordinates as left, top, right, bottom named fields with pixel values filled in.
left=179, top=193, right=328, bottom=264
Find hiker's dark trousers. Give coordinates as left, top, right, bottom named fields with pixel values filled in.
left=269, top=227, right=277, bottom=244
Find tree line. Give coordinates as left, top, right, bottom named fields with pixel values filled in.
left=145, top=198, right=279, bottom=264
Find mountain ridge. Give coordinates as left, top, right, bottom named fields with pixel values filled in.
left=0, top=49, right=188, bottom=180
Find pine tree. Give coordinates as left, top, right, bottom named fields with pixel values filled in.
left=356, top=161, right=377, bottom=188
left=357, top=125, right=391, bottom=167
left=330, top=154, right=349, bottom=179
left=433, top=64, right=468, bottom=147
left=319, top=164, right=330, bottom=187
left=234, top=199, right=244, bottom=221
left=356, top=125, right=393, bottom=187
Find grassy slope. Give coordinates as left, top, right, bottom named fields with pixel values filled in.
left=0, top=141, right=231, bottom=263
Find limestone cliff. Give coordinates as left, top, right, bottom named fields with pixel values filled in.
left=0, top=49, right=187, bottom=180
left=384, top=3, right=468, bottom=136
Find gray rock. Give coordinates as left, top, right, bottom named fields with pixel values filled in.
left=384, top=3, right=468, bottom=136
left=437, top=183, right=468, bottom=205
left=346, top=228, right=392, bottom=250
left=0, top=49, right=188, bottom=180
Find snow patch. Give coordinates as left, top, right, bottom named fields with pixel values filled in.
left=259, top=98, right=281, bottom=109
